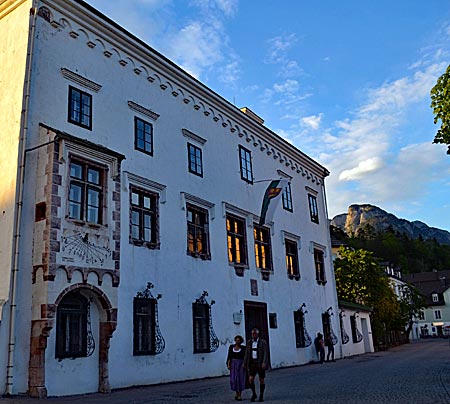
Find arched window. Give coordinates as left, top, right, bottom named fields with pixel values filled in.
left=56, top=293, right=88, bottom=359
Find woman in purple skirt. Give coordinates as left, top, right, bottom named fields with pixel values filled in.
left=226, top=335, right=247, bottom=401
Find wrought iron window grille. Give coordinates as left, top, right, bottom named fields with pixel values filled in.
left=324, top=307, right=339, bottom=345
left=294, top=303, right=312, bottom=348
left=134, top=283, right=165, bottom=355
left=193, top=291, right=219, bottom=353
left=339, top=310, right=350, bottom=345
left=350, top=313, right=363, bottom=343
left=86, top=299, right=95, bottom=357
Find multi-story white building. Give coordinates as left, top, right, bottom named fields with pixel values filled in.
left=404, top=270, right=450, bottom=339
left=0, top=0, right=340, bottom=397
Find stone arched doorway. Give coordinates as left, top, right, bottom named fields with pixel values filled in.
left=28, top=283, right=117, bottom=397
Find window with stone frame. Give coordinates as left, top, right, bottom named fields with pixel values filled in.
left=314, top=248, right=326, bottom=284
left=285, top=239, right=300, bottom=279
left=192, top=302, right=211, bottom=353
left=226, top=214, right=247, bottom=266
left=254, top=224, right=272, bottom=271
left=293, top=310, right=307, bottom=348
left=308, top=193, right=319, bottom=224
left=282, top=183, right=293, bottom=212
left=130, top=186, right=159, bottom=247
left=133, top=297, right=157, bottom=355
left=68, top=158, right=104, bottom=224
left=188, top=143, right=203, bottom=177
left=134, top=116, right=153, bottom=155
left=56, top=294, right=88, bottom=359
left=239, top=145, right=253, bottom=183
left=68, top=86, right=92, bottom=130
left=187, top=204, right=210, bottom=259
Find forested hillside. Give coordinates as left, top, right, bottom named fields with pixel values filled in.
left=331, top=224, right=450, bottom=274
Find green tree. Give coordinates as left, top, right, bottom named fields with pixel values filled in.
left=334, top=247, right=387, bottom=305
left=334, top=247, right=402, bottom=345
left=398, top=284, right=427, bottom=341
left=430, top=64, right=450, bottom=154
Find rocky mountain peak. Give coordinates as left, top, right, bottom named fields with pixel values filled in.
left=331, top=204, right=450, bottom=245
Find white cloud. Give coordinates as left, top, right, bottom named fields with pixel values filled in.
left=301, top=114, right=323, bottom=130
left=273, top=79, right=299, bottom=93
left=265, top=34, right=303, bottom=77
left=338, top=157, right=383, bottom=181
left=191, top=0, right=238, bottom=16
left=90, top=0, right=240, bottom=83
left=162, top=1, right=240, bottom=82
left=266, top=34, right=297, bottom=63
left=167, top=21, right=223, bottom=78
left=290, top=58, right=450, bottom=220
left=359, top=63, right=446, bottom=114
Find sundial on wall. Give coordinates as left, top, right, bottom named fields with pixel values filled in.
left=61, top=230, right=111, bottom=266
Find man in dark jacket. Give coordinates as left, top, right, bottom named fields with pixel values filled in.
left=244, top=328, right=269, bottom=402
left=314, top=332, right=325, bottom=364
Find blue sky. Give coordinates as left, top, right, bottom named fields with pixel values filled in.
left=89, top=0, right=450, bottom=231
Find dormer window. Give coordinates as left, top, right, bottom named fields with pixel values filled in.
left=432, top=293, right=439, bottom=303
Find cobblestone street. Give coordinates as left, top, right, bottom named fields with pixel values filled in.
left=3, top=339, right=450, bottom=404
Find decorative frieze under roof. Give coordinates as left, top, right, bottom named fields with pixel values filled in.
left=37, top=0, right=329, bottom=185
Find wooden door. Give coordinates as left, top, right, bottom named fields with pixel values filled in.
left=244, top=300, right=270, bottom=364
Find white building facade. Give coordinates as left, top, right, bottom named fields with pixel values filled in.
left=338, top=301, right=374, bottom=358
left=404, top=270, right=450, bottom=339
left=0, top=0, right=340, bottom=397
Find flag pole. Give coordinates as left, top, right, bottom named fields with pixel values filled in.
left=253, top=178, right=284, bottom=184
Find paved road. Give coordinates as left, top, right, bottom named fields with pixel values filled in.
left=3, top=339, right=450, bottom=403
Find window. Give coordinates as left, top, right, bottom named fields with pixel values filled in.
left=56, top=294, right=88, bottom=358
left=434, top=310, right=442, bottom=320
left=314, top=248, right=326, bottom=284
left=69, top=159, right=104, bottom=224
left=130, top=187, right=158, bottom=246
left=239, top=145, right=253, bottom=183
left=188, top=143, right=203, bottom=177
left=187, top=204, right=210, bottom=259
left=254, top=224, right=272, bottom=271
left=294, top=311, right=307, bottom=348
left=432, top=293, right=439, bottom=303
left=308, top=194, right=319, bottom=224
left=192, top=302, right=210, bottom=353
left=285, top=239, right=300, bottom=279
left=68, top=86, right=92, bottom=129
left=282, top=183, right=293, bottom=212
left=418, top=311, right=425, bottom=320
left=226, top=214, right=247, bottom=266
left=269, top=313, right=278, bottom=329
left=35, top=202, right=46, bottom=222
left=350, top=315, right=358, bottom=343
left=133, top=297, right=156, bottom=355
left=135, top=117, right=153, bottom=155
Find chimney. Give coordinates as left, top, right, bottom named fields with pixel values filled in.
left=240, top=107, right=264, bottom=125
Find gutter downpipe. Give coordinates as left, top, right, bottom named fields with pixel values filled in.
left=4, top=0, right=39, bottom=397
left=321, top=175, right=343, bottom=360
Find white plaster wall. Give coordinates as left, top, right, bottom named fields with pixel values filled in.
left=340, top=310, right=374, bottom=358
left=20, top=4, right=341, bottom=394
left=0, top=0, right=33, bottom=394
left=45, top=292, right=100, bottom=396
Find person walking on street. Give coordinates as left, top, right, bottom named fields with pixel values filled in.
left=244, top=328, right=269, bottom=402
left=325, top=334, right=335, bottom=362
left=314, top=332, right=325, bottom=364
left=226, top=335, right=247, bottom=401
